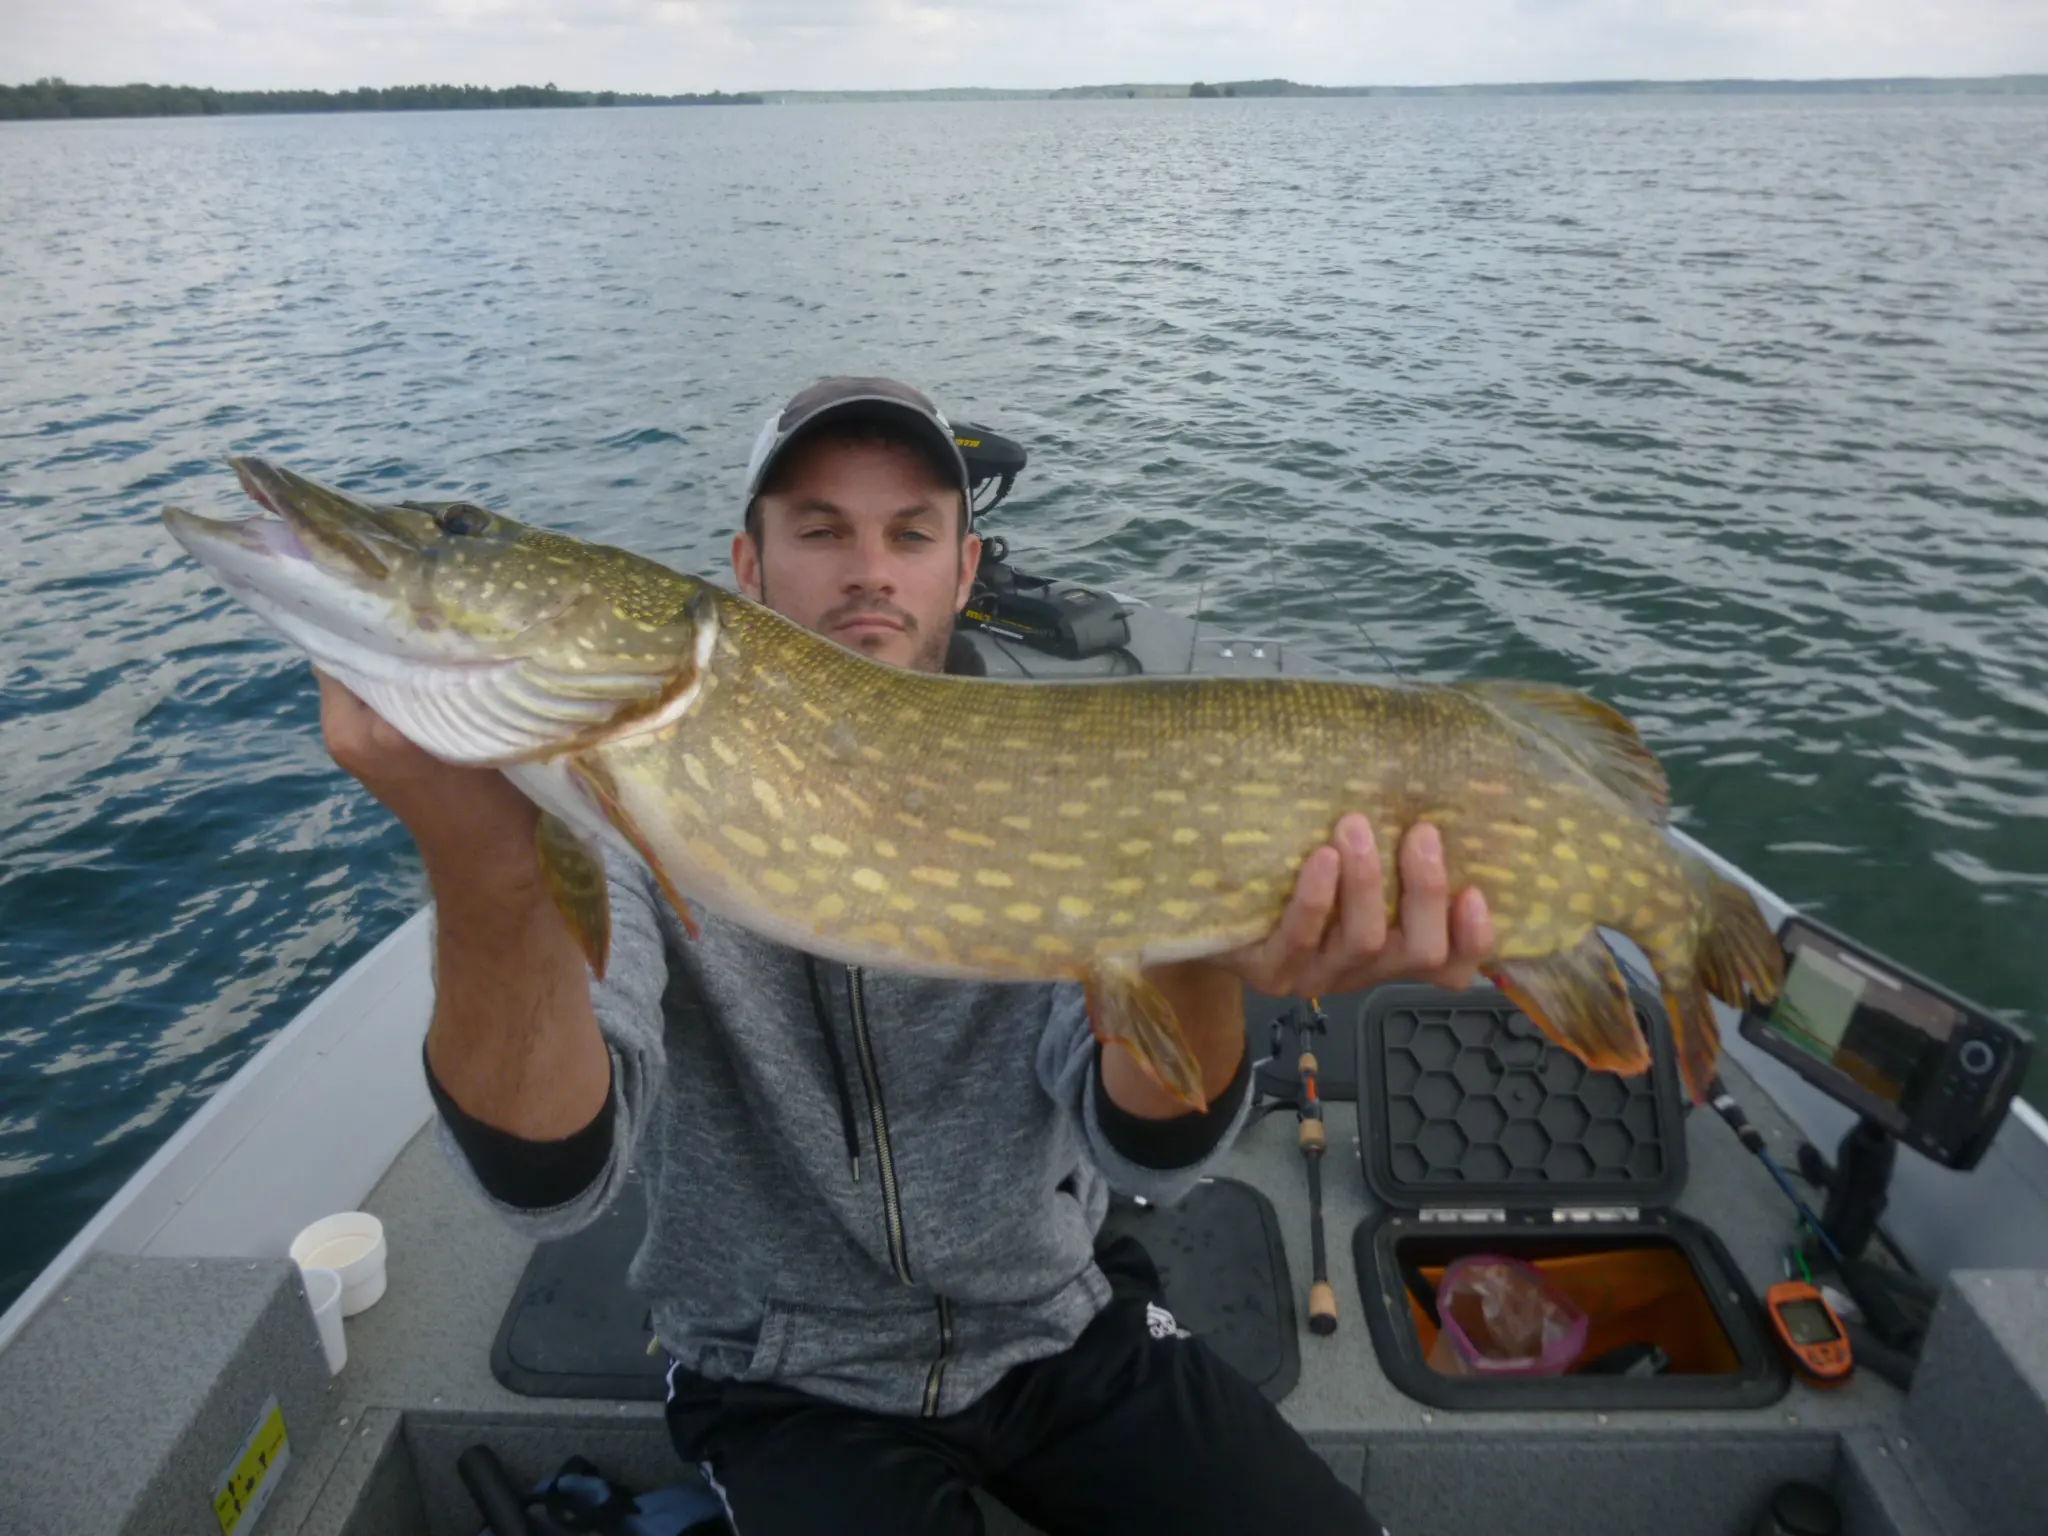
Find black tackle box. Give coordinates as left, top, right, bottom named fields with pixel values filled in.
left=1351, top=983, right=1788, bottom=1411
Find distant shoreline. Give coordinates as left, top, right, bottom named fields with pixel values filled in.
left=5, top=73, right=2043, bottom=121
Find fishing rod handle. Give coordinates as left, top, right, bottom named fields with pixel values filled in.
left=1309, top=1281, right=1339, bottom=1336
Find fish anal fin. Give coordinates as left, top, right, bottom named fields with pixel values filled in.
left=565, top=756, right=700, bottom=942
left=535, top=811, right=611, bottom=980
left=1661, top=977, right=1723, bottom=1107
left=1485, top=930, right=1651, bottom=1079
left=1459, top=680, right=1670, bottom=825
left=1084, top=959, right=1209, bottom=1113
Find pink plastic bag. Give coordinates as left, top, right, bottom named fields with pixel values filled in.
left=1426, top=1254, right=1589, bottom=1377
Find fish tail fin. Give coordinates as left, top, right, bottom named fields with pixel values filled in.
left=1651, top=863, right=1785, bottom=1103
left=536, top=811, right=612, bottom=980
left=1485, top=930, right=1651, bottom=1078
left=1084, top=959, right=1209, bottom=1113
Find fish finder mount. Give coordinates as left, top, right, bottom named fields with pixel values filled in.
left=1738, top=913, right=2032, bottom=1262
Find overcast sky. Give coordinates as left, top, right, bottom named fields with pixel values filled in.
left=6, top=1, right=2046, bottom=93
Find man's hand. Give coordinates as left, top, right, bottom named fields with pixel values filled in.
left=315, top=668, right=609, bottom=1141
left=1218, top=814, right=1493, bottom=998
left=315, top=668, right=536, bottom=883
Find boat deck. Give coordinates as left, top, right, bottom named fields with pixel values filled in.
left=256, top=1050, right=1958, bottom=1536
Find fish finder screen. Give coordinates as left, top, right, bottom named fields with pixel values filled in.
left=1760, top=926, right=1958, bottom=1112
left=1777, top=1298, right=1842, bottom=1347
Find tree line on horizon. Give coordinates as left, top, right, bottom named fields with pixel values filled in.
left=0, top=79, right=763, bottom=120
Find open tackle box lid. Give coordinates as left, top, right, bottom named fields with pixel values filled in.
left=1352, top=979, right=1788, bottom=1409
left=1358, top=978, right=1690, bottom=1214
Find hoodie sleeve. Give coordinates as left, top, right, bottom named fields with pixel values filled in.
left=1036, top=981, right=1254, bottom=1206
left=430, top=854, right=674, bottom=1242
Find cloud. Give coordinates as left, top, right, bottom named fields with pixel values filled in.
left=3, top=0, right=2044, bottom=92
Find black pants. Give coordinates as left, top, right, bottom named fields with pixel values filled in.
left=665, top=1238, right=1383, bottom=1536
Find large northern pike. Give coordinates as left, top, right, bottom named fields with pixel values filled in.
left=163, top=458, right=1782, bottom=1106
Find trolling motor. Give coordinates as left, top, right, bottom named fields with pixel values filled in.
left=948, top=420, right=1134, bottom=662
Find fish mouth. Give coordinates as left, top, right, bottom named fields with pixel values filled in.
left=163, top=456, right=407, bottom=589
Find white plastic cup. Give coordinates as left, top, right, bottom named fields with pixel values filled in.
left=302, top=1266, right=347, bottom=1375
left=289, top=1212, right=388, bottom=1317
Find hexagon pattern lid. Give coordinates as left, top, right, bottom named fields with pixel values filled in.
left=1358, top=982, right=1689, bottom=1210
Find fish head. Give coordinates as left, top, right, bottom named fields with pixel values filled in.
left=163, top=456, right=719, bottom=765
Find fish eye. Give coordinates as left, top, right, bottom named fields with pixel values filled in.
left=436, top=503, right=491, bottom=537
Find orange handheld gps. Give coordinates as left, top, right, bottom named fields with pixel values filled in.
left=1765, top=1281, right=1854, bottom=1387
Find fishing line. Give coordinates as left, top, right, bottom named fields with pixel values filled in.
left=1261, top=525, right=1409, bottom=682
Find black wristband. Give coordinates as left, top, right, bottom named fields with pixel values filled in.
left=1093, top=1045, right=1251, bottom=1171
left=423, top=1043, right=616, bottom=1211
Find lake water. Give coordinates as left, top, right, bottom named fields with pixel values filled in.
left=3, top=95, right=2045, bottom=1310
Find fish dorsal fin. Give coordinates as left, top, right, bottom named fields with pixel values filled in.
left=1457, top=681, right=1670, bottom=825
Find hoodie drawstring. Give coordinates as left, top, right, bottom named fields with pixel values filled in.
left=803, top=954, right=863, bottom=1183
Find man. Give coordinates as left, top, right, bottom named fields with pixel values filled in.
left=317, top=378, right=1493, bottom=1534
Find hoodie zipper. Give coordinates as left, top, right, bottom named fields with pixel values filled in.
left=921, top=1295, right=954, bottom=1418
left=846, top=966, right=913, bottom=1285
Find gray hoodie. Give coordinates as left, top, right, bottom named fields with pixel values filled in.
left=438, top=855, right=1253, bottom=1418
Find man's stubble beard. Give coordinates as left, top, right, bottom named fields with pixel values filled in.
left=756, top=550, right=960, bottom=676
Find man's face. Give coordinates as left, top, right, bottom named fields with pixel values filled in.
left=731, top=434, right=981, bottom=674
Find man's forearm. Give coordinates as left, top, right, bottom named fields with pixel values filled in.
left=422, top=847, right=611, bottom=1142
left=1100, top=960, right=1247, bottom=1119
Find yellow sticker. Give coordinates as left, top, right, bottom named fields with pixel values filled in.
left=213, top=1396, right=291, bottom=1535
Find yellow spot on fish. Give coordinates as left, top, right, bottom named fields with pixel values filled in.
left=812, top=893, right=847, bottom=922
left=1187, top=870, right=1219, bottom=890
left=975, top=869, right=1015, bottom=889
left=896, top=812, right=925, bottom=830
left=1468, top=864, right=1517, bottom=883
left=887, top=893, right=918, bottom=913
left=1525, top=797, right=1547, bottom=811
left=1588, top=864, right=1609, bottom=882
left=1086, top=776, right=1112, bottom=791
left=1114, top=747, right=1149, bottom=761
left=1568, top=892, right=1595, bottom=915
left=1494, top=823, right=1539, bottom=840
left=1119, top=839, right=1153, bottom=857
left=723, top=826, right=769, bottom=859
left=1001, top=815, right=1032, bottom=832
left=751, top=779, right=784, bottom=822
left=1626, top=869, right=1650, bottom=888
left=1159, top=899, right=1200, bottom=921
left=872, top=839, right=898, bottom=860
left=1634, top=906, right=1658, bottom=928
left=1029, top=852, right=1086, bottom=871
left=1058, top=896, right=1093, bottom=919
left=1558, top=818, right=1579, bottom=834
left=1199, top=802, right=1222, bottom=816
left=975, top=779, right=1011, bottom=795
left=851, top=867, right=888, bottom=893
left=1470, top=780, right=1508, bottom=796
left=761, top=869, right=800, bottom=896
left=1274, top=750, right=1305, bottom=766
left=775, top=742, right=804, bottom=772
left=848, top=922, right=902, bottom=947
left=1107, top=912, right=1134, bottom=927
left=1600, top=832, right=1625, bottom=851
left=835, top=786, right=873, bottom=819
left=1553, top=843, right=1579, bottom=863
left=946, top=903, right=985, bottom=926
left=810, top=833, right=850, bottom=859
left=1295, top=799, right=1332, bottom=814
left=912, top=925, right=953, bottom=956
left=1153, top=789, right=1186, bottom=804
left=673, top=790, right=709, bottom=825
left=1171, top=828, right=1199, bottom=846
left=1053, top=754, right=1080, bottom=769
left=911, top=867, right=960, bottom=888
left=860, top=746, right=885, bottom=764
left=684, top=754, right=712, bottom=792
left=1033, top=934, right=1074, bottom=957
left=711, top=738, right=739, bottom=768
left=1233, top=783, right=1281, bottom=798
left=1526, top=901, right=1552, bottom=926
left=802, top=789, right=822, bottom=810
left=1221, top=830, right=1270, bottom=847
left=1005, top=902, right=1043, bottom=924
left=972, top=945, right=1022, bottom=967
left=1535, top=873, right=1560, bottom=892
left=948, top=829, right=997, bottom=849
left=801, top=701, right=831, bottom=723
left=1059, top=802, right=1090, bottom=818
left=1106, top=877, right=1145, bottom=897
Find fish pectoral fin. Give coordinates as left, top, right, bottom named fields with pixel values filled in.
left=535, top=811, right=612, bottom=980
left=1486, top=929, right=1651, bottom=1078
left=1084, top=959, right=1210, bottom=1113
left=1457, top=680, right=1670, bottom=825
left=564, top=756, right=700, bottom=942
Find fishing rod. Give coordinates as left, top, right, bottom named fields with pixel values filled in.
left=1297, top=998, right=1338, bottom=1336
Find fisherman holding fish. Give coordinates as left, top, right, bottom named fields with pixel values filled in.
left=314, top=379, right=1490, bottom=1533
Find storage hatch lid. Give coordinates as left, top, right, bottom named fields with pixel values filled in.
left=1359, top=979, right=1689, bottom=1212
